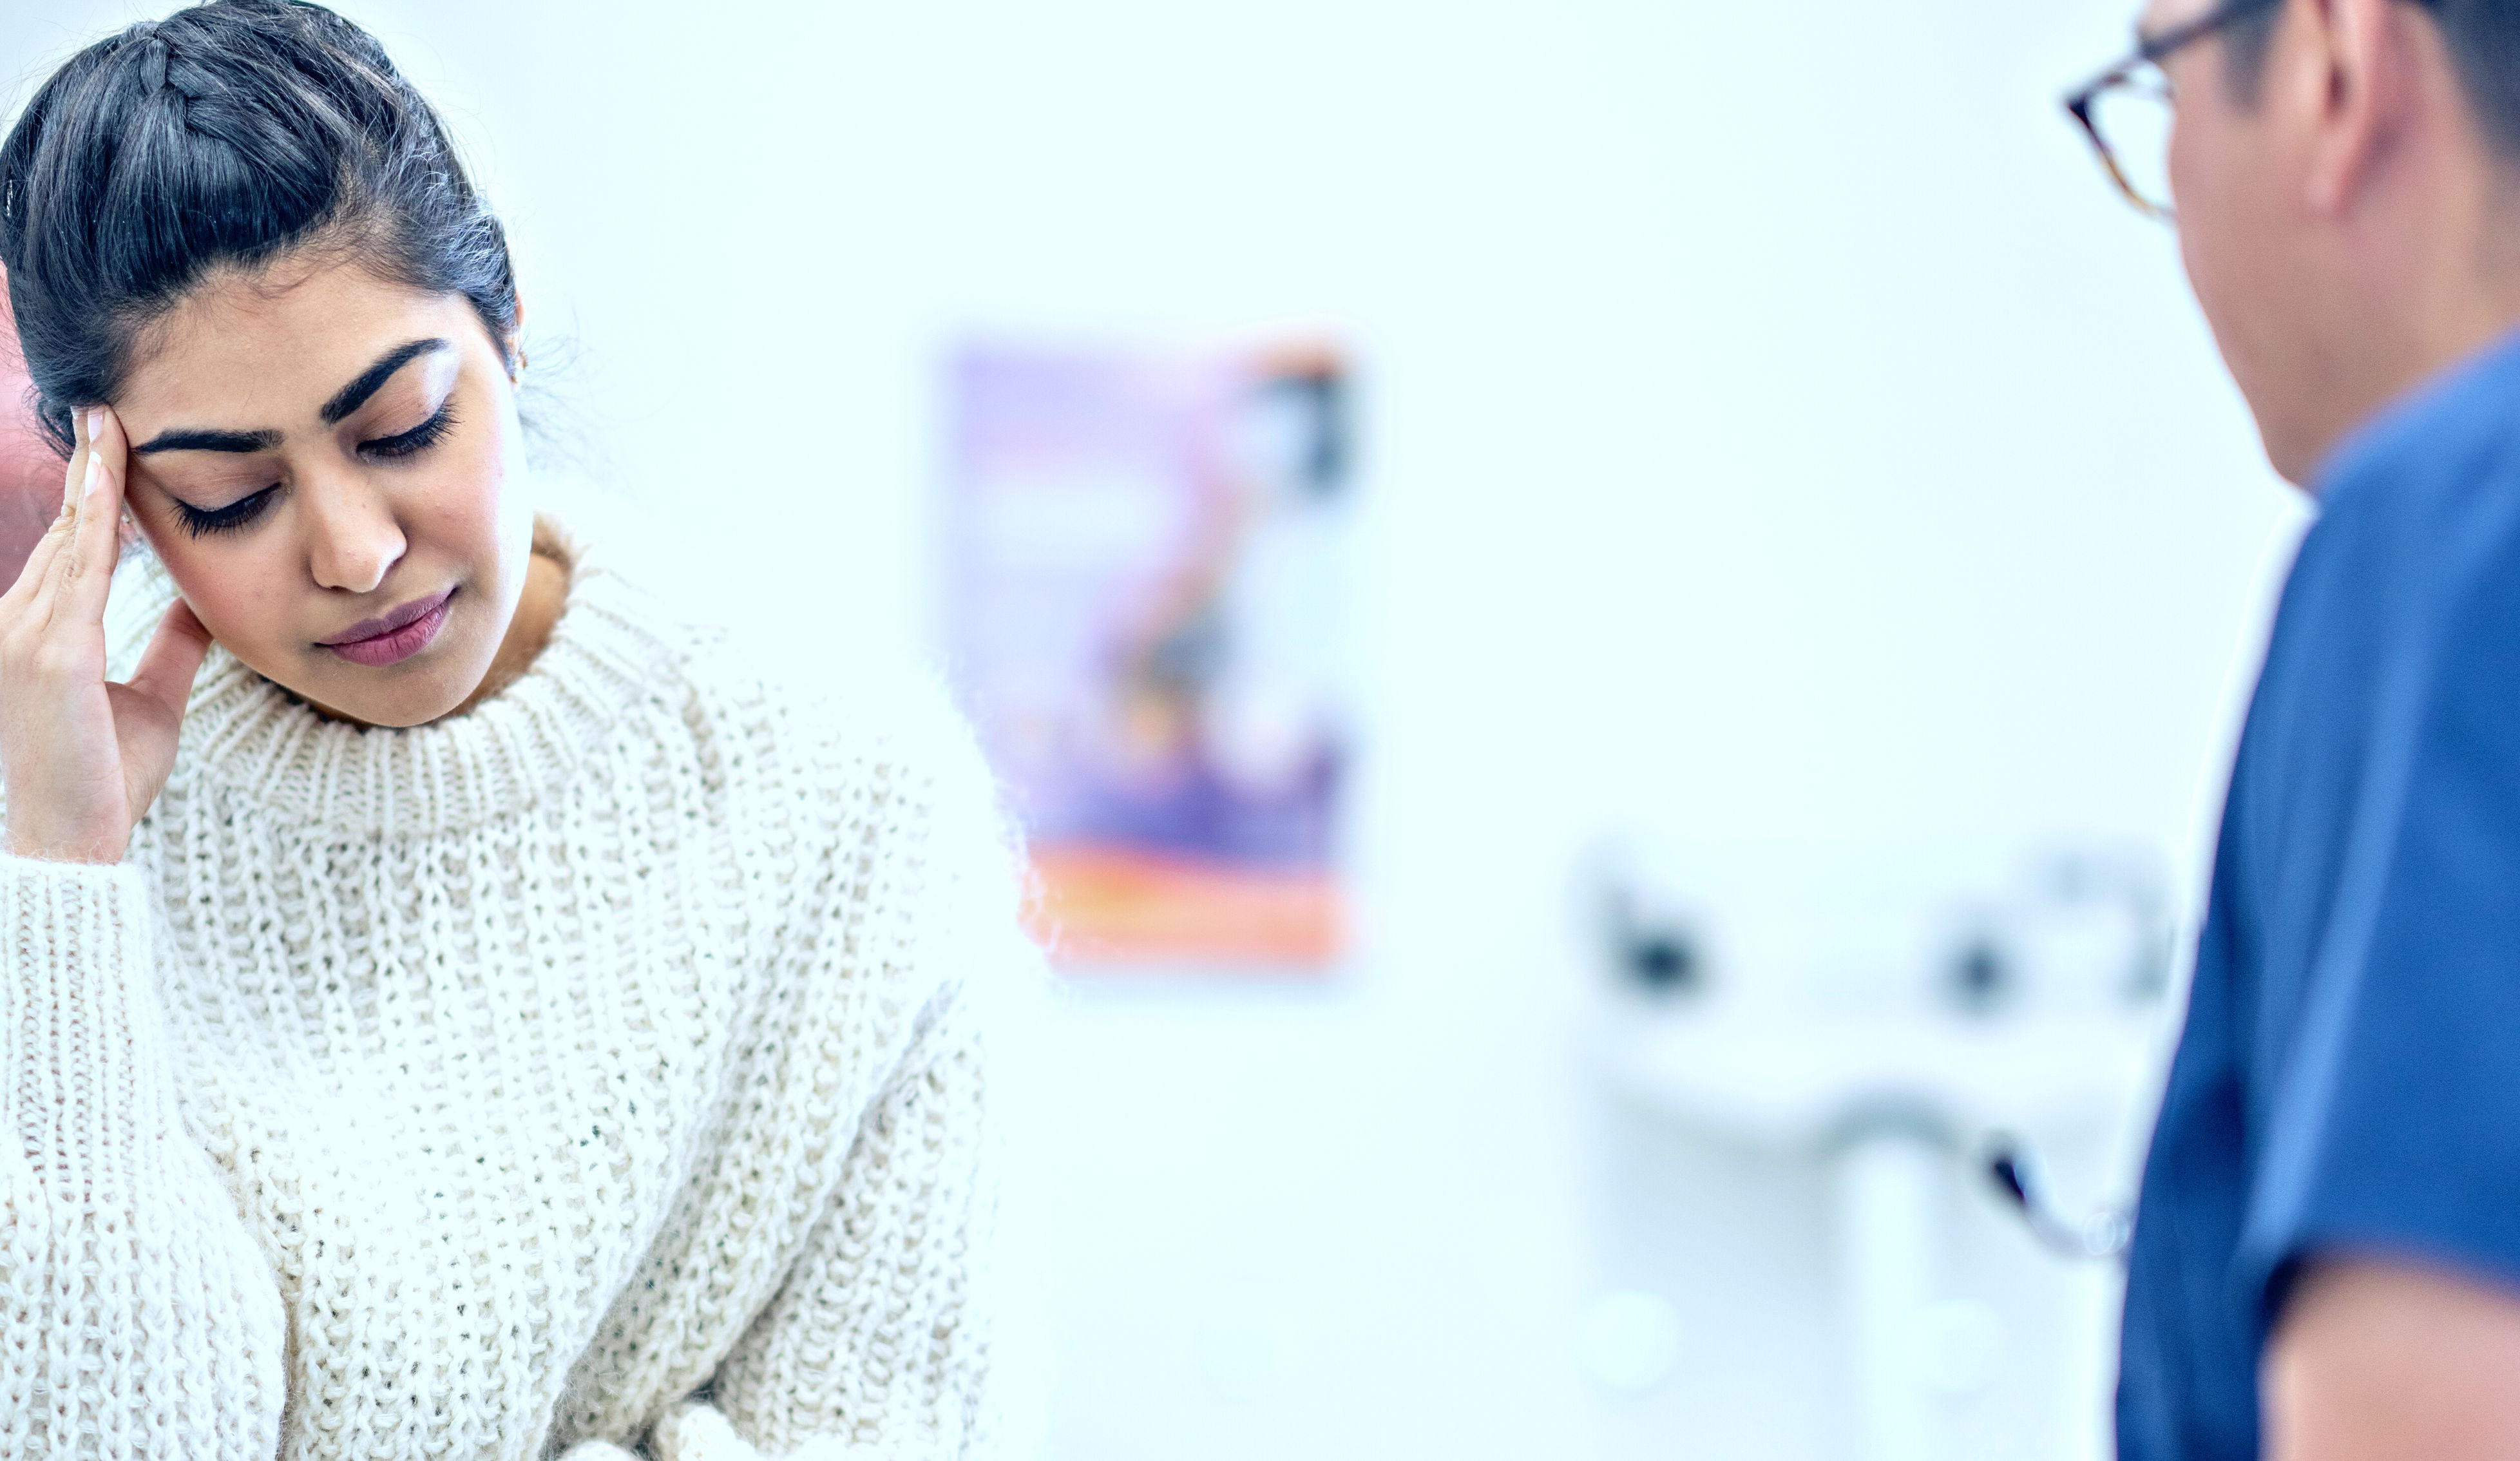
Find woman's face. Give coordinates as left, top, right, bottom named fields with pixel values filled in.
left=109, top=253, right=533, bottom=727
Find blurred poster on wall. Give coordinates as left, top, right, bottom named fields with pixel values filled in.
left=946, top=339, right=1354, bottom=974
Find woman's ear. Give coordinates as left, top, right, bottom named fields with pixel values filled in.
left=508, top=289, right=529, bottom=383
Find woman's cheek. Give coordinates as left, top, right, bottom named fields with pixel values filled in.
left=168, top=549, right=280, bottom=657
left=415, top=440, right=511, bottom=549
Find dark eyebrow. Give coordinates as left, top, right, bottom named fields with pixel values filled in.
left=128, top=338, right=455, bottom=457
left=320, top=337, right=452, bottom=425
left=130, top=426, right=284, bottom=457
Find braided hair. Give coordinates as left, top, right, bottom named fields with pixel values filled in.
left=0, top=0, right=517, bottom=456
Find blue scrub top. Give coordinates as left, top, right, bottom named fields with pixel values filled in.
left=2118, top=327, right=2520, bottom=1459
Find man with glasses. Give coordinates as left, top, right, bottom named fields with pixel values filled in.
left=2075, top=1, right=2520, bottom=1458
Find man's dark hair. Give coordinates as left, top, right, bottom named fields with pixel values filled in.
left=2228, top=0, right=2520, bottom=161
left=0, top=0, right=517, bottom=457
left=2222, top=6, right=2286, bottom=99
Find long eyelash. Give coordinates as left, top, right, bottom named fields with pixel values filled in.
left=175, top=485, right=280, bottom=540
left=169, top=403, right=455, bottom=539
left=361, top=403, right=457, bottom=460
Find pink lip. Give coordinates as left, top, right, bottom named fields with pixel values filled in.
left=321, top=587, right=455, bottom=667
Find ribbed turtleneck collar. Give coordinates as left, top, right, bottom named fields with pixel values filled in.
left=110, top=546, right=688, bottom=839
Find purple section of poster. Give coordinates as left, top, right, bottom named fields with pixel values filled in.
left=946, top=342, right=1351, bottom=874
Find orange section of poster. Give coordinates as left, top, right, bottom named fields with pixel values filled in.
left=1027, top=845, right=1346, bottom=970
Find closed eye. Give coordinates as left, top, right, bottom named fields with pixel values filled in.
left=361, top=402, right=457, bottom=461
left=173, top=484, right=280, bottom=540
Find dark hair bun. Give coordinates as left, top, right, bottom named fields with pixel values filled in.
left=0, top=0, right=517, bottom=455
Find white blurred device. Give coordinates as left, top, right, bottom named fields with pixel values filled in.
left=1576, top=838, right=2179, bottom=1461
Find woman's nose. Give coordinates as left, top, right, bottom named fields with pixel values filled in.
left=302, top=482, right=407, bottom=595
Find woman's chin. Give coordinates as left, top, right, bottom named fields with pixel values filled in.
left=247, top=635, right=501, bottom=729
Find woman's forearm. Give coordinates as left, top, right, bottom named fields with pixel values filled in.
left=0, top=854, right=286, bottom=1458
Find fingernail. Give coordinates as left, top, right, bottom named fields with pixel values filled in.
left=83, top=448, right=104, bottom=499
left=85, top=407, right=103, bottom=443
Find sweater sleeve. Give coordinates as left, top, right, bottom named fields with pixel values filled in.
left=642, top=973, right=998, bottom=1461
left=0, top=854, right=287, bottom=1458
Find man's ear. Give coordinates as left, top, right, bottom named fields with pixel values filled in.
left=2300, top=0, right=2420, bottom=218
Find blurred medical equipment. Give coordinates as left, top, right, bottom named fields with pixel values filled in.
left=1578, top=839, right=2175, bottom=1461
left=1985, top=1134, right=2132, bottom=1262
left=1584, top=839, right=2175, bottom=1017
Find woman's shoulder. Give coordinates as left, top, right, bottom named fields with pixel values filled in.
left=566, top=526, right=1013, bottom=868
left=573, top=533, right=1034, bottom=1014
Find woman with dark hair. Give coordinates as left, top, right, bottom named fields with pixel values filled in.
left=0, top=4, right=1023, bottom=1456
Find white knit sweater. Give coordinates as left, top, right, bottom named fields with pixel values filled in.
left=0, top=539, right=1024, bottom=1459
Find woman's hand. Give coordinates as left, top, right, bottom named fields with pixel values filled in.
left=0, top=407, right=211, bottom=864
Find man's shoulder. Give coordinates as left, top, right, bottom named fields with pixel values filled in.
left=2241, top=330, right=2520, bottom=839
left=2316, top=329, right=2520, bottom=544
left=2268, top=330, right=2520, bottom=680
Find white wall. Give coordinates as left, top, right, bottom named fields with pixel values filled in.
left=2, top=3, right=2307, bottom=1456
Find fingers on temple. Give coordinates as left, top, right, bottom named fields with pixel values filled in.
left=56, top=410, right=126, bottom=620
left=56, top=406, right=91, bottom=523
left=3, top=412, right=94, bottom=609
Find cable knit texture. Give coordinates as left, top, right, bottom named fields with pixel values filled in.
left=0, top=537, right=1023, bottom=1459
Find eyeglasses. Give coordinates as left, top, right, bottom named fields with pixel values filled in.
left=2064, top=0, right=2284, bottom=220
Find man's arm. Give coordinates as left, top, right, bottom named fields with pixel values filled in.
left=2264, top=1257, right=2520, bottom=1460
